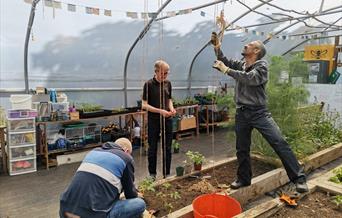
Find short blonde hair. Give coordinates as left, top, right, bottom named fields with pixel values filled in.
left=115, top=137, right=132, bottom=154
left=154, top=60, right=169, bottom=72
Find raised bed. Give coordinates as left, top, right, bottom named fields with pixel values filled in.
left=155, top=143, right=342, bottom=218
left=143, top=158, right=275, bottom=217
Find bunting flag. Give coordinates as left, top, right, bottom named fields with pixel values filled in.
left=126, top=12, right=138, bottom=19
left=166, top=11, right=177, bottom=17
left=141, top=12, right=149, bottom=19
left=67, top=4, right=76, bottom=12
left=44, top=0, right=53, bottom=7
left=104, top=9, right=112, bottom=17
left=148, top=12, right=157, bottom=18
left=52, top=1, right=62, bottom=9
left=85, top=7, right=93, bottom=14
left=93, top=8, right=100, bottom=15
left=178, top=9, right=192, bottom=15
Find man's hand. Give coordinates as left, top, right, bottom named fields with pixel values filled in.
left=170, top=108, right=177, bottom=116
left=211, top=32, right=221, bottom=48
left=212, top=60, right=230, bottom=74
left=160, top=109, right=172, bottom=118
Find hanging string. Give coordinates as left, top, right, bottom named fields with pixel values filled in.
left=141, top=0, right=149, bottom=173
left=158, top=0, right=168, bottom=179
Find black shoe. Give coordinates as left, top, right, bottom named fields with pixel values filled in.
left=295, top=180, right=308, bottom=193
left=230, top=180, right=250, bottom=189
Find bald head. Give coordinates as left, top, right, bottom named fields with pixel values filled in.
left=115, top=137, right=132, bottom=154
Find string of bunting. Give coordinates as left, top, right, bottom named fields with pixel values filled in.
left=23, top=0, right=192, bottom=18
left=23, top=0, right=328, bottom=40
left=200, top=10, right=326, bottom=41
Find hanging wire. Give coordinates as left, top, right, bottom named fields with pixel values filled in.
left=156, top=0, right=168, bottom=179
left=141, top=0, right=149, bottom=174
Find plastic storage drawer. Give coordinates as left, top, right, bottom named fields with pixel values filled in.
left=9, top=158, right=36, bottom=175
left=8, top=131, right=36, bottom=146
left=7, top=109, right=37, bottom=119
left=9, top=145, right=36, bottom=160
left=7, top=118, right=35, bottom=132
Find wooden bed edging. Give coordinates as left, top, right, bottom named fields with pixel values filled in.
left=163, top=143, right=342, bottom=218
left=233, top=164, right=342, bottom=218
left=233, top=183, right=317, bottom=218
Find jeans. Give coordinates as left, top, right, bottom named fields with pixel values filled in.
left=148, top=117, right=173, bottom=177
left=107, top=198, right=146, bottom=218
left=235, top=106, right=306, bottom=185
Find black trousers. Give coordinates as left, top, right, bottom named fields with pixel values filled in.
left=235, top=106, right=306, bottom=185
left=147, top=117, right=173, bottom=177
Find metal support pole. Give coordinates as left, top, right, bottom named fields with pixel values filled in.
left=24, top=0, right=40, bottom=94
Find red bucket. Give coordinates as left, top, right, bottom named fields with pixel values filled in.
left=192, top=193, right=242, bottom=218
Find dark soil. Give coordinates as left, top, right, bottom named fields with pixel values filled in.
left=143, top=159, right=275, bottom=217
left=271, top=191, right=342, bottom=218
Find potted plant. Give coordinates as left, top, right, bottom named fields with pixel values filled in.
left=172, top=140, right=180, bottom=153
left=186, top=150, right=205, bottom=171
left=182, top=160, right=192, bottom=174
left=175, top=166, right=184, bottom=176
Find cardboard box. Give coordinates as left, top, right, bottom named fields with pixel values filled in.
left=70, top=111, right=79, bottom=120
left=178, top=116, right=196, bottom=131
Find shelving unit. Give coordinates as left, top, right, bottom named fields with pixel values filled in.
left=36, top=111, right=147, bottom=169
left=7, top=117, right=37, bottom=175
left=174, top=105, right=199, bottom=139
left=199, top=104, right=230, bottom=134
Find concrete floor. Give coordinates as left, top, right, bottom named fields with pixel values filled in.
left=0, top=127, right=236, bottom=218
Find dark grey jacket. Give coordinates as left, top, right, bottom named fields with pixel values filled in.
left=217, top=48, right=268, bottom=107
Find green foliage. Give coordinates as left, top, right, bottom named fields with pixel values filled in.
left=173, top=97, right=198, bottom=107
left=138, top=177, right=155, bottom=193
left=157, top=183, right=181, bottom=213
left=332, top=195, right=342, bottom=205
left=329, top=167, right=342, bottom=184
left=162, top=182, right=171, bottom=190
left=172, top=140, right=180, bottom=149
left=186, top=150, right=205, bottom=165
left=288, top=53, right=309, bottom=83
left=76, top=102, right=103, bottom=112
left=216, top=93, right=235, bottom=111
left=170, top=191, right=181, bottom=200
left=251, top=55, right=342, bottom=159
left=201, top=92, right=235, bottom=111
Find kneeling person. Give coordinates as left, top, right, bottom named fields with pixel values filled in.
left=60, top=138, right=145, bottom=218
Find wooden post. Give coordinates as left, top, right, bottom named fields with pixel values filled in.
left=0, top=127, right=7, bottom=173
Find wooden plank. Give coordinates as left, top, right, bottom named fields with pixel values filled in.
left=229, top=168, right=289, bottom=205
left=233, top=198, right=282, bottom=218
left=165, top=205, right=193, bottom=218
left=309, top=165, right=342, bottom=195
left=303, top=143, right=342, bottom=173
